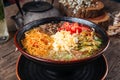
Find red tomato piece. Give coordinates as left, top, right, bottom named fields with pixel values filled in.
left=62, top=22, right=70, bottom=28
left=70, top=23, right=82, bottom=34
left=58, top=22, right=89, bottom=34
left=76, top=27, right=82, bottom=33
left=70, top=27, right=76, bottom=34
left=58, top=22, right=71, bottom=31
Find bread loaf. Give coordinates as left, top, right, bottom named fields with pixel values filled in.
left=59, top=1, right=104, bottom=18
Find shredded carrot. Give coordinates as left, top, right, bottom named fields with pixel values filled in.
left=21, top=28, right=53, bottom=57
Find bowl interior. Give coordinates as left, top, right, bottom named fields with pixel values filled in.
left=14, top=17, right=109, bottom=64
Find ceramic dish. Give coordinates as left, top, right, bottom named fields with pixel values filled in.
left=16, top=54, right=108, bottom=80
left=14, top=17, right=109, bottom=64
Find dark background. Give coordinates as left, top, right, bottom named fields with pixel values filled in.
left=112, top=0, right=120, bottom=2
left=3, top=0, right=23, bottom=6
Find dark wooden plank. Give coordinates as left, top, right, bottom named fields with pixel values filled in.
left=0, top=32, right=20, bottom=80
left=104, top=37, right=120, bottom=80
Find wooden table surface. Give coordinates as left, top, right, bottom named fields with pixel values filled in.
left=0, top=0, right=120, bottom=80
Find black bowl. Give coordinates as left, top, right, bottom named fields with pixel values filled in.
left=14, top=17, right=109, bottom=71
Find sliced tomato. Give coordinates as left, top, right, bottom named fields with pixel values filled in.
left=58, top=22, right=86, bottom=34
left=65, top=25, right=71, bottom=31
left=58, top=22, right=70, bottom=31
left=70, top=27, right=76, bottom=34
left=70, top=23, right=80, bottom=34
left=75, top=27, right=82, bottom=33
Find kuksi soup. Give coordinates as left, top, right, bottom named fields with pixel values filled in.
left=21, top=22, right=102, bottom=61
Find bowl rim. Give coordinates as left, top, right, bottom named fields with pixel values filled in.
left=14, top=17, right=110, bottom=64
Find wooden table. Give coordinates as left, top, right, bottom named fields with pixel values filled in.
left=0, top=0, right=120, bottom=80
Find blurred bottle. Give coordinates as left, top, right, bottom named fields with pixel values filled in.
left=0, top=0, right=9, bottom=44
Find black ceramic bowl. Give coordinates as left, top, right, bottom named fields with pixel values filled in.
left=14, top=17, right=109, bottom=70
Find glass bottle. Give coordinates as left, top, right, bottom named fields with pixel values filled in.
left=0, top=0, right=9, bottom=44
